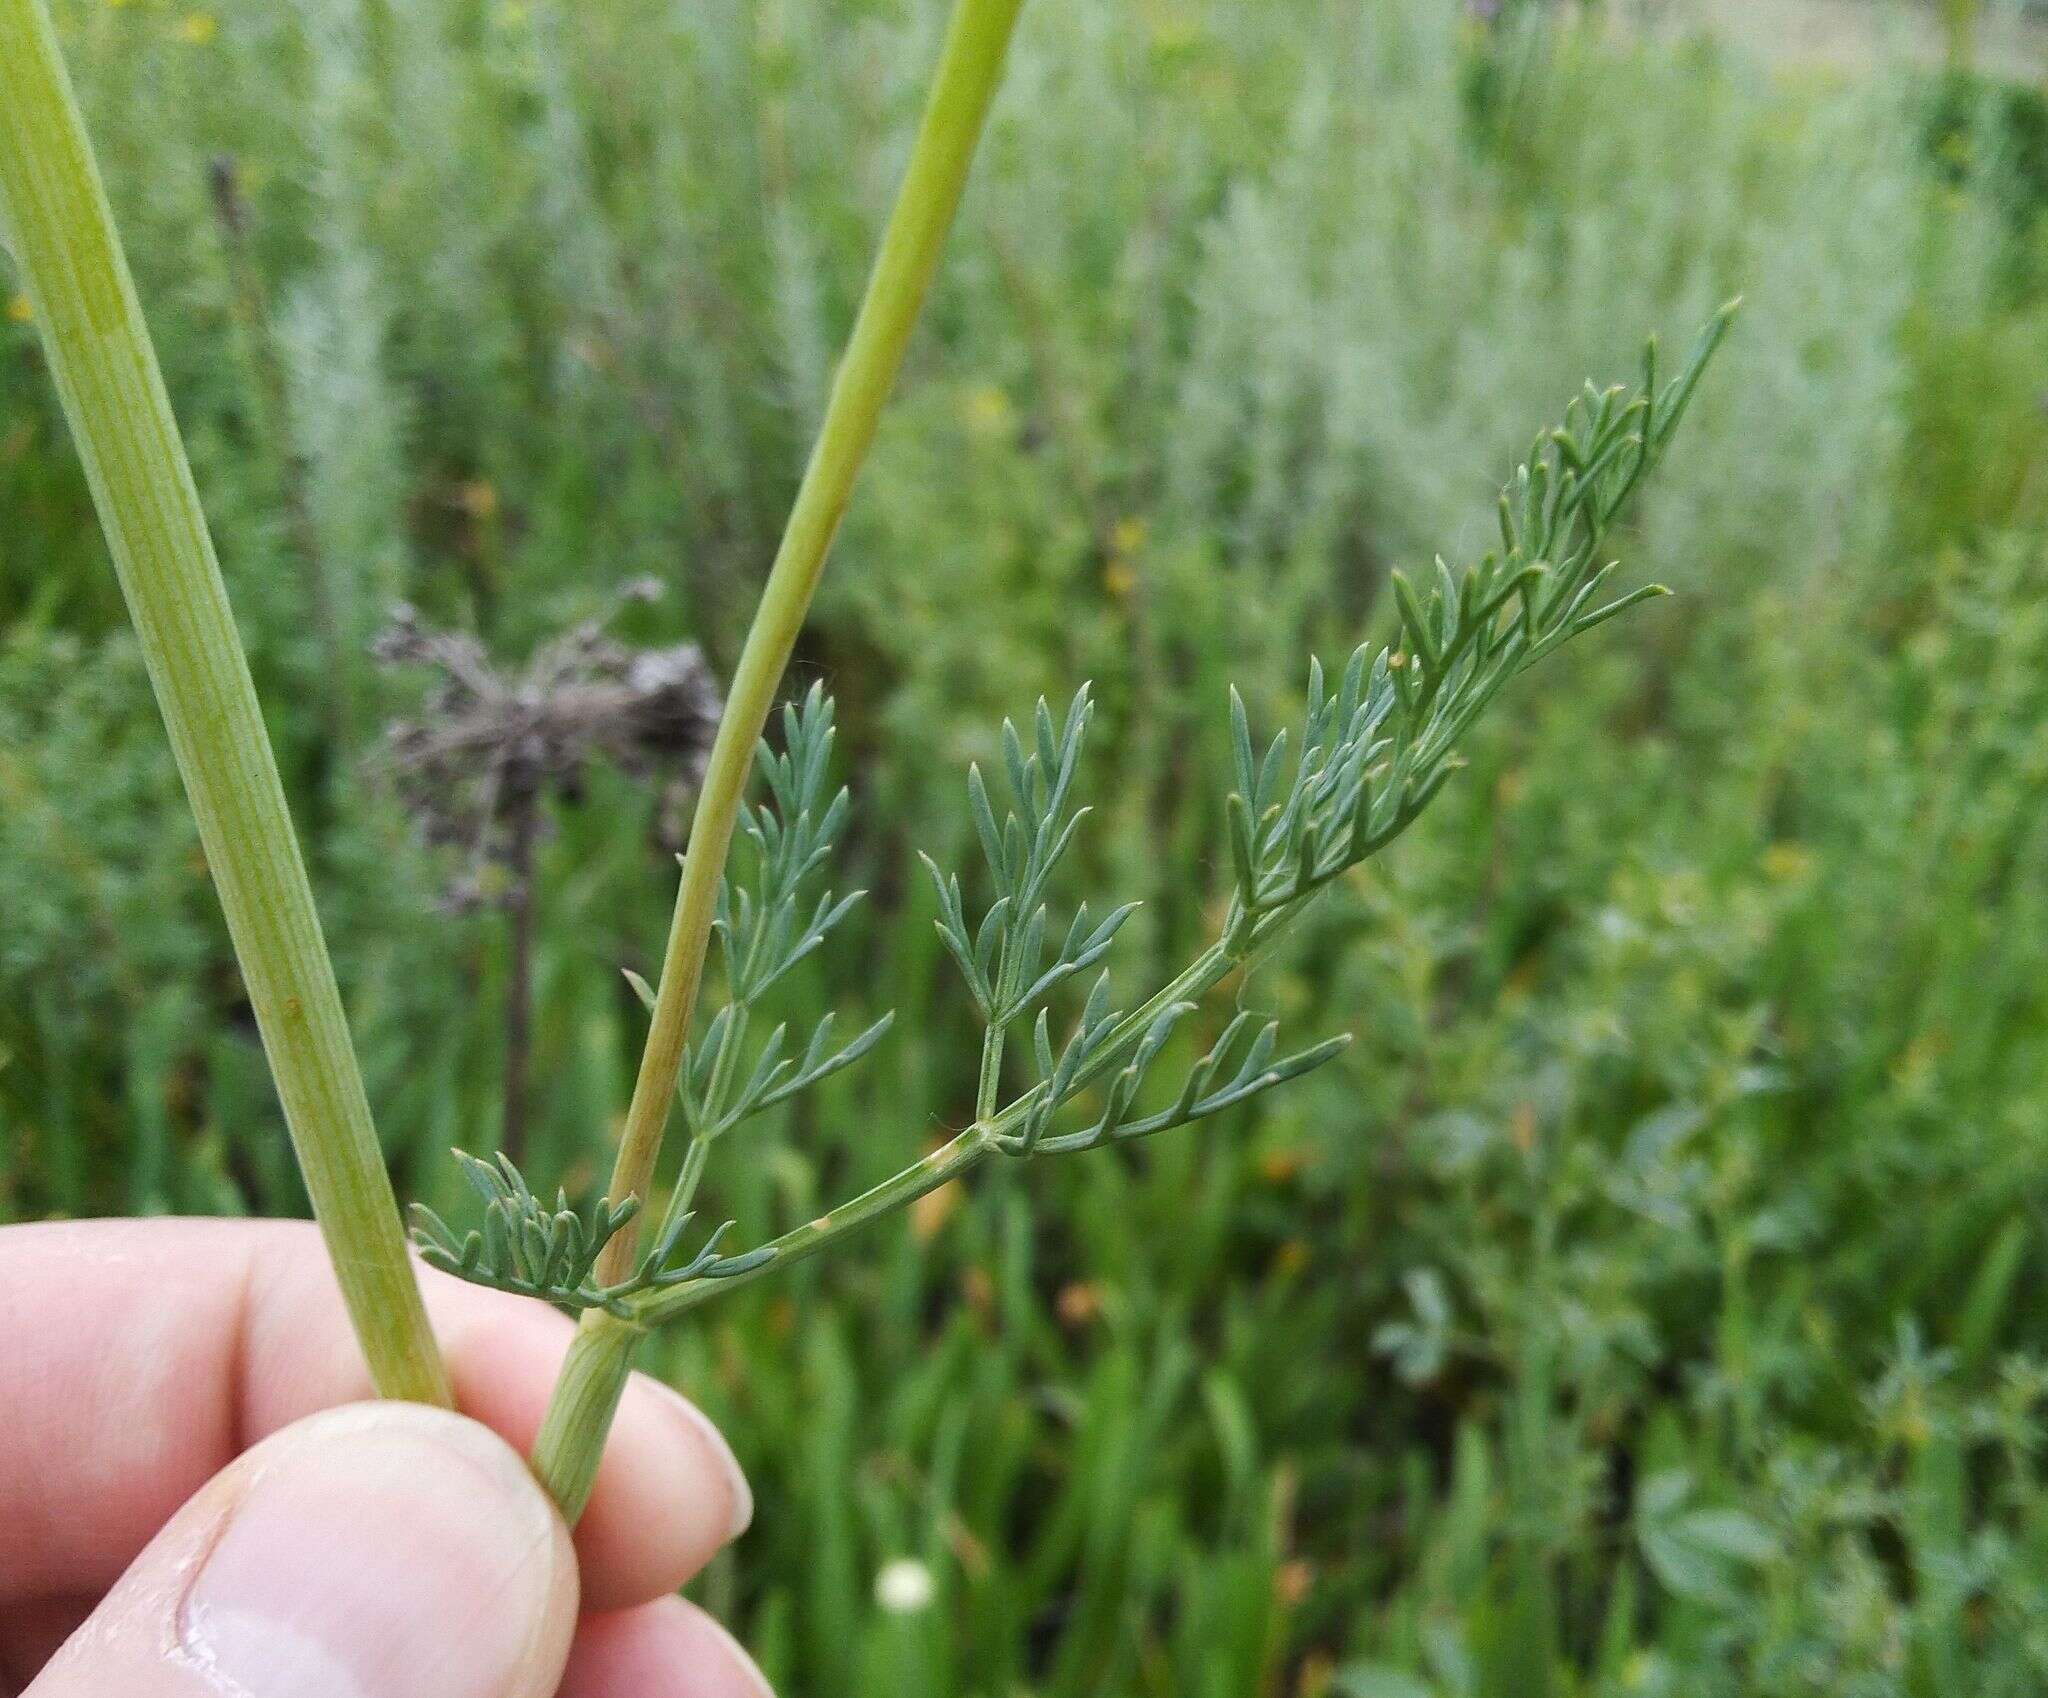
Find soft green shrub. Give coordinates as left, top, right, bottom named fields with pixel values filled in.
left=5, top=0, right=2047, bottom=1689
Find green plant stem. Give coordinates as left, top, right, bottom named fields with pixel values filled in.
left=535, top=0, right=1027, bottom=1514
left=640, top=1126, right=1000, bottom=1322
left=0, top=0, right=451, bottom=1407
left=976, top=1022, right=1007, bottom=1121
left=593, top=0, right=1027, bottom=1285
left=530, top=1310, right=642, bottom=1521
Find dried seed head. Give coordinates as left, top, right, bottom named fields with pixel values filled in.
left=373, top=587, right=722, bottom=907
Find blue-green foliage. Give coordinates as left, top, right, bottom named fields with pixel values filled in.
left=5, top=0, right=2048, bottom=1691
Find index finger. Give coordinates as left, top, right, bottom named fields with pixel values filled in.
left=0, top=1218, right=751, bottom=1613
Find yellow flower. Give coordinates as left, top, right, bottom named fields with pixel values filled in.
left=1891, top=1028, right=1947, bottom=1093
left=1140, top=0, right=1198, bottom=54
left=1104, top=516, right=1147, bottom=598
left=178, top=11, right=217, bottom=44
left=960, top=383, right=1013, bottom=439
left=1761, top=841, right=1814, bottom=883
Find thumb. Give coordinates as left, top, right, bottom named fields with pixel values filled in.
left=30, top=1403, right=579, bottom=1698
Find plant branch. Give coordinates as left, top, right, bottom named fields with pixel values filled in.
left=530, top=1309, right=641, bottom=1521
left=530, top=0, right=1029, bottom=1514
left=0, top=0, right=451, bottom=1404
left=635, top=1126, right=999, bottom=1323
left=593, top=0, right=1027, bottom=1287
left=626, top=921, right=1270, bottom=1326
left=623, top=301, right=1743, bottom=1324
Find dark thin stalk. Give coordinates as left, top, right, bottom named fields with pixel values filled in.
left=501, top=787, right=539, bottom=1164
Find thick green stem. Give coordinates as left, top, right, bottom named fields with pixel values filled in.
left=543, top=1124, right=1000, bottom=1509
left=535, top=0, right=1028, bottom=1512
left=0, top=0, right=451, bottom=1407
left=531, top=1312, right=642, bottom=1522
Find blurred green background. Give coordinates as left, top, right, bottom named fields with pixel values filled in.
left=5, top=0, right=2048, bottom=1691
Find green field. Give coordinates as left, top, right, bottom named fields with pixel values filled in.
left=6, top=0, right=2048, bottom=1691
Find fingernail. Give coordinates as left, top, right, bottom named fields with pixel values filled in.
left=647, top=1377, right=754, bottom=1540
left=179, top=1404, right=574, bottom=1698
left=694, top=1608, right=776, bottom=1698
left=562, top=1600, right=776, bottom=1698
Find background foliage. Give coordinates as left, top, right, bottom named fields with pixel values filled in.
left=5, top=0, right=2048, bottom=1692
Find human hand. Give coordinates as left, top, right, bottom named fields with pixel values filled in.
left=0, top=1218, right=772, bottom=1697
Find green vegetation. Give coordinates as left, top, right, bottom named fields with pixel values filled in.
left=4, top=0, right=2048, bottom=1692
